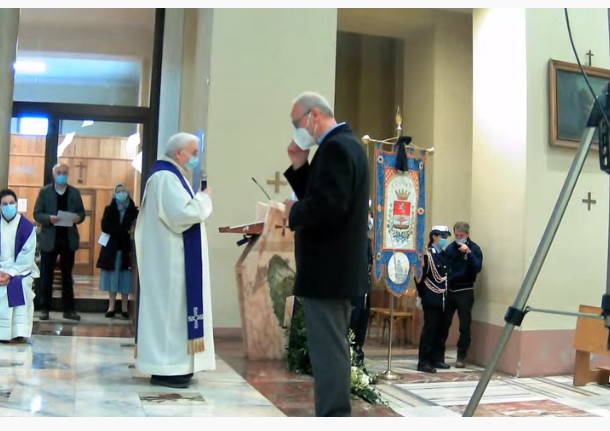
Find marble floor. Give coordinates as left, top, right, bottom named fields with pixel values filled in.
left=0, top=318, right=609, bottom=417
left=365, top=349, right=610, bottom=417
left=53, top=275, right=107, bottom=299
left=0, top=335, right=283, bottom=417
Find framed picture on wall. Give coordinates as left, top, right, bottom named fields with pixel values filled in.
left=549, top=59, right=610, bottom=149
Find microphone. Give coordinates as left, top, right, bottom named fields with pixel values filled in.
left=251, top=177, right=271, bottom=201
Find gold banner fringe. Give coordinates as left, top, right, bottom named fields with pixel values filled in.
left=188, top=338, right=205, bottom=355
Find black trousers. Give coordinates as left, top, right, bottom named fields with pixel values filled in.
left=439, top=290, right=474, bottom=361
left=418, top=304, right=445, bottom=367
left=39, top=236, right=76, bottom=313
left=349, top=293, right=370, bottom=348
left=303, top=296, right=352, bottom=417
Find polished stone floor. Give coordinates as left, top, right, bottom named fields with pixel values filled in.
left=0, top=315, right=608, bottom=417
left=0, top=334, right=283, bottom=417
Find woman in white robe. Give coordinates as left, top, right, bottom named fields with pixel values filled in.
left=0, top=189, right=39, bottom=342
left=135, top=133, right=215, bottom=387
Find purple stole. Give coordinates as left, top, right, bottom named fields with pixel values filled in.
left=1, top=216, right=35, bottom=308
left=148, top=160, right=205, bottom=354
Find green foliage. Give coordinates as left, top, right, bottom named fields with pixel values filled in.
left=286, top=303, right=311, bottom=375
left=267, top=255, right=296, bottom=326
left=285, top=303, right=386, bottom=405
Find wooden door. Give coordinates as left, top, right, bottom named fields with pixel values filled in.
left=74, top=189, right=95, bottom=275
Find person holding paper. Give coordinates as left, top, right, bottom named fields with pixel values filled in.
left=0, top=189, right=39, bottom=342
left=34, top=163, right=86, bottom=321
left=135, top=132, right=215, bottom=388
left=96, top=184, right=138, bottom=319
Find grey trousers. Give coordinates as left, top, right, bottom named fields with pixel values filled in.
left=302, top=296, right=352, bottom=417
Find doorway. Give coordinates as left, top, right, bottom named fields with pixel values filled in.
left=9, top=105, right=149, bottom=303
left=9, top=8, right=164, bottom=311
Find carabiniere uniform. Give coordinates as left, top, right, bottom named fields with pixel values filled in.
left=417, top=242, right=449, bottom=372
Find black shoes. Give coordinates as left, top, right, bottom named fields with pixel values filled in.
left=106, top=311, right=129, bottom=319
left=63, top=311, right=81, bottom=321
left=433, top=362, right=451, bottom=370
left=150, top=373, right=194, bottom=389
left=417, top=363, right=437, bottom=373
left=39, top=310, right=82, bottom=321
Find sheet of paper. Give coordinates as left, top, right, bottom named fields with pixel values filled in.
left=56, top=210, right=79, bottom=227
left=98, top=232, right=110, bottom=247
left=17, top=198, right=27, bottom=213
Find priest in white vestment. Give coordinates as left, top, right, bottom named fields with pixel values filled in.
left=135, top=132, right=215, bottom=388
left=0, top=189, right=39, bottom=342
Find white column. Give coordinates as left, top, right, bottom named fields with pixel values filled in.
left=157, top=8, right=185, bottom=158
left=0, top=9, right=19, bottom=189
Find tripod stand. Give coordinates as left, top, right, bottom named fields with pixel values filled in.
left=463, top=85, right=610, bottom=417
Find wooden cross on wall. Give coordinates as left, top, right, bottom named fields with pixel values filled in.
left=75, top=161, right=87, bottom=184
left=586, top=50, right=594, bottom=67
left=267, top=171, right=288, bottom=194
left=582, top=192, right=596, bottom=211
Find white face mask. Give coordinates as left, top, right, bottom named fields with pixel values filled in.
left=293, top=127, right=315, bottom=150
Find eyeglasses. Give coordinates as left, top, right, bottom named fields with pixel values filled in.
left=292, top=110, right=311, bottom=129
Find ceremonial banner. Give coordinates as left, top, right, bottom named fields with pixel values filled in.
left=373, top=143, right=426, bottom=296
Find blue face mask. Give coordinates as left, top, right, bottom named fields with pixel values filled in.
left=2, top=204, right=17, bottom=220
left=55, top=174, right=68, bottom=185
left=438, top=238, right=449, bottom=249
left=115, top=192, right=128, bottom=202
left=186, top=156, right=200, bottom=171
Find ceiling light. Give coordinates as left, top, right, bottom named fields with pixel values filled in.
left=14, top=60, right=47, bottom=74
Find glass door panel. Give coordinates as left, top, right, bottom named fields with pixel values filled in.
left=58, top=119, right=142, bottom=298
left=8, top=116, right=47, bottom=222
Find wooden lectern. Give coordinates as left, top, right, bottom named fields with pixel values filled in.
left=219, top=202, right=295, bottom=360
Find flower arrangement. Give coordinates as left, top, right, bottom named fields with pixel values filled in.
left=286, top=301, right=386, bottom=405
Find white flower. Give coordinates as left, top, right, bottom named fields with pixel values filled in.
left=361, top=374, right=370, bottom=385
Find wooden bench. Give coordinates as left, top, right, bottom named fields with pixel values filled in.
left=573, top=304, right=610, bottom=386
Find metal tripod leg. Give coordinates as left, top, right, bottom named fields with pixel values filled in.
left=463, top=127, right=597, bottom=417
left=605, top=173, right=610, bottom=345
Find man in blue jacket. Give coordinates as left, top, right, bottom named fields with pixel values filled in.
left=439, top=221, right=483, bottom=368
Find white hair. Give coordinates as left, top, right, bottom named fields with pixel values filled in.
left=52, top=163, right=69, bottom=174
left=292, top=91, right=334, bottom=117
left=165, top=132, right=200, bottom=157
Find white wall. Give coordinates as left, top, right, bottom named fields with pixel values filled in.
left=472, top=9, right=528, bottom=327
left=432, top=12, right=473, bottom=228
left=523, top=8, right=610, bottom=330
left=402, top=12, right=473, bottom=259
left=181, top=8, right=338, bottom=328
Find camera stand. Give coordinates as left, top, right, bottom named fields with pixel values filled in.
left=463, top=85, right=610, bottom=417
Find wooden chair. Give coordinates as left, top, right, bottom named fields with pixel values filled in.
left=573, top=304, right=610, bottom=386
left=368, top=287, right=418, bottom=346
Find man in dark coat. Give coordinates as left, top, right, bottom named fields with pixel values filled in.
left=284, top=91, right=370, bottom=417
left=34, top=163, right=86, bottom=321
left=439, top=221, right=483, bottom=368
